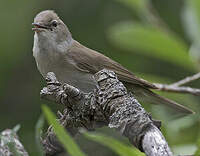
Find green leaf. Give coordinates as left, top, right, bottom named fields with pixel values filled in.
left=84, top=132, right=144, bottom=156
left=35, top=114, right=45, bottom=156
left=109, top=22, right=194, bottom=70
left=42, top=105, right=86, bottom=156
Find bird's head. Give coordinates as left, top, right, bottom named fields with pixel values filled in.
left=32, top=10, right=71, bottom=44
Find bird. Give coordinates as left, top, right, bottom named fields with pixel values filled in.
left=32, top=10, right=193, bottom=114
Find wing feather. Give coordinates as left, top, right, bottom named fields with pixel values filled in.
left=67, top=41, right=157, bottom=89
left=65, top=41, right=194, bottom=114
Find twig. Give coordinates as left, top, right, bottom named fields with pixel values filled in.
left=171, top=72, right=200, bottom=86
left=154, top=72, right=200, bottom=96
left=154, top=83, right=200, bottom=96
left=41, top=70, right=172, bottom=156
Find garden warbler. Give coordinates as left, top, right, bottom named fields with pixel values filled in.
left=32, top=10, right=193, bottom=114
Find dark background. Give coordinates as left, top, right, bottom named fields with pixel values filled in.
left=0, top=0, right=200, bottom=155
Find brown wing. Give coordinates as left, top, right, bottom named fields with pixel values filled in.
left=67, top=41, right=157, bottom=89
left=66, top=41, right=194, bottom=114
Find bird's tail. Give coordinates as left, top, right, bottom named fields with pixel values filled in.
left=128, top=85, right=194, bottom=114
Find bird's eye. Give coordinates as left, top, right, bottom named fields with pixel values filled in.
left=51, top=20, right=57, bottom=27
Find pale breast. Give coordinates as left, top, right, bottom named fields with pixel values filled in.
left=33, top=33, right=96, bottom=92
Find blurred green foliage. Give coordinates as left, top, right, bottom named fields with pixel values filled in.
left=0, top=0, right=200, bottom=155
left=182, top=0, right=200, bottom=69
left=109, top=22, right=193, bottom=70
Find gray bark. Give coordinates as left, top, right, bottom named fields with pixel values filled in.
left=0, top=129, right=29, bottom=156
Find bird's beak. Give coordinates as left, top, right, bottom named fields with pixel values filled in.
left=32, top=22, right=49, bottom=31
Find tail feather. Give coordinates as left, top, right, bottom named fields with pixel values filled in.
left=143, top=91, right=194, bottom=114
left=127, top=84, right=194, bottom=114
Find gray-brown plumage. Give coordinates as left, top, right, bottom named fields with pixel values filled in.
left=32, top=10, right=194, bottom=114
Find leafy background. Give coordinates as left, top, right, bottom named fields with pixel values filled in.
left=0, top=0, right=200, bottom=155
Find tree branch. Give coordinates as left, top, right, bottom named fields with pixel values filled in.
left=41, top=69, right=172, bottom=156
